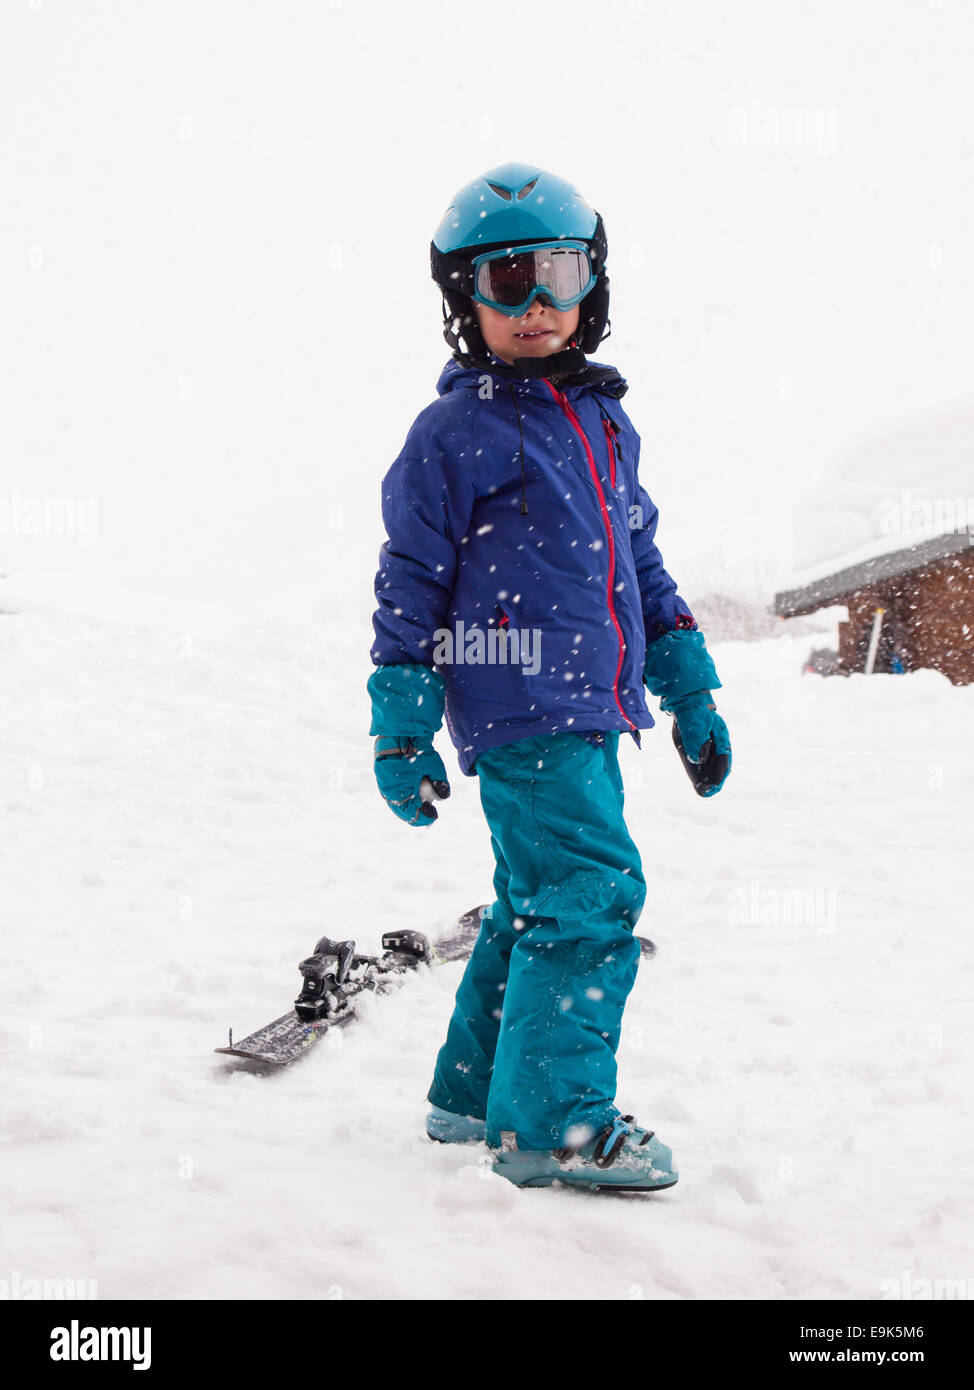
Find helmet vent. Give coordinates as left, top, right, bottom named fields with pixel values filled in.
left=516, top=178, right=538, bottom=200
left=486, top=182, right=513, bottom=201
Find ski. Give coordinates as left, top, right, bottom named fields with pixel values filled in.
left=214, top=905, right=655, bottom=1067
left=214, top=929, right=431, bottom=1066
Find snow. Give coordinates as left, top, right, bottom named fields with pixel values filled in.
left=2, top=579, right=971, bottom=1300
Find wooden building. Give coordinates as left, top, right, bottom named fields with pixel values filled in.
left=774, top=531, right=974, bottom=684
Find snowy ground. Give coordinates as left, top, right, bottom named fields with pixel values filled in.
left=1, top=577, right=972, bottom=1301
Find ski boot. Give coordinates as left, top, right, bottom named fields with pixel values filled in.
left=491, top=1115, right=678, bottom=1191
left=426, top=1105, right=487, bottom=1144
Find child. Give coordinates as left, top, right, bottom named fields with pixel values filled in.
left=367, top=162, right=731, bottom=1191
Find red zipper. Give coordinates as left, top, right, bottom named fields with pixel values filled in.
left=543, top=380, right=636, bottom=732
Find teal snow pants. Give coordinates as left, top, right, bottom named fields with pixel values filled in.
left=427, top=730, right=646, bottom=1151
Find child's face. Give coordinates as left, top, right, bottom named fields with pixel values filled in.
left=474, top=298, right=581, bottom=364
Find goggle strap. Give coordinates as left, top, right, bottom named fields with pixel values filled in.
left=431, top=244, right=476, bottom=296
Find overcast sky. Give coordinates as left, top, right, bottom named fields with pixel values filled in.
left=3, top=0, right=972, bottom=608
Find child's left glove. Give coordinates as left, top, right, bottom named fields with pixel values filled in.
left=664, top=691, right=731, bottom=797
left=367, top=664, right=451, bottom=827
left=643, top=625, right=732, bottom=797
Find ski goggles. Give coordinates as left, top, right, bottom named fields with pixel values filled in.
left=469, top=240, right=595, bottom=316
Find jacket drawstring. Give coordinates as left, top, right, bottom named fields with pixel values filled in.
left=508, top=385, right=529, bottom=515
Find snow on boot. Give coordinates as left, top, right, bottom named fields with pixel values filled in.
left=490, top=1115, right=678, bottom=1191
left=426, top=1105, right=487, bottom=1144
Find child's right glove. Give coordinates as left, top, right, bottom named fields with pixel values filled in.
left=643, top=625, right=732, bottom=797
left=367, top=664, right=451, bottom=827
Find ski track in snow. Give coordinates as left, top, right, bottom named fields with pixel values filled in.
left=1, top=587, right=972, bottom=1301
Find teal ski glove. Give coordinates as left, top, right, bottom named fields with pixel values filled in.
left=643, top=626, right=732, bottom=797
left=373, top=736, right=451, bottom=827
left=664, top=691, right=731, bottom=797
left=367, top=664, right=451, bottom=827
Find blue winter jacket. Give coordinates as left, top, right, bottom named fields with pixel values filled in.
left=370, top=358, right=694, bottom=775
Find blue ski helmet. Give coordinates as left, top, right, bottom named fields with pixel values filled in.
left=430, top=162, right=611, bottom=366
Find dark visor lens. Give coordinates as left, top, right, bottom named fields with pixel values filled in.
left=474, top=246, right=592, bottom=309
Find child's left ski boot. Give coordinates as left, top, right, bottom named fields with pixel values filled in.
left=491, top=1115, right=678, bottom=1191
left=426, top=1105, right=487, bottom=1144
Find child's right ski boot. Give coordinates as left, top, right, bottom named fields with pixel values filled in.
left=490, top=1115, right=678, bottom=1192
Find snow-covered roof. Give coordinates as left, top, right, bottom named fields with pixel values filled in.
left=775, top=529, right=974, bottom=617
